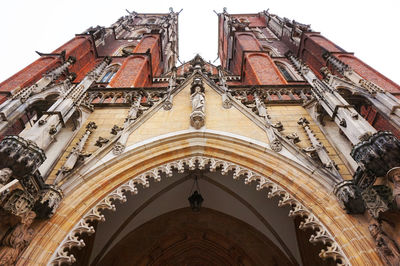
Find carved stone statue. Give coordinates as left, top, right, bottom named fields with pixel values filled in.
left=191, top=92, right=205, bottom=113
left=0, top=168, right=12, bottom=187
left=0, top=211, right=36, bottom=266
left=190, top=77, right=205, bottom=129
left=387, top=167, right=400, bottom=209
left=369, top=223, right=400, bottom=266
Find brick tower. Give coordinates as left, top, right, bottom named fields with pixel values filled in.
left=0, top=8, right=399, bottom=266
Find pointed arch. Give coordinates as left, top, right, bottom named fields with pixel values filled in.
left=21, top=131, right=380, bottom=265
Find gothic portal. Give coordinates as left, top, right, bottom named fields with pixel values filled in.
left=0, top=8, right=400, bottom=266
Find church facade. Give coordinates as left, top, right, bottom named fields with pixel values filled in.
left=0, top=8, right=399, bottom=265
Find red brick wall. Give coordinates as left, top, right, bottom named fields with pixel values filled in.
left=231, top=33, right=262, bottom=74
left=0, top=36, right=96, bottom=94
left=336, top=54, right=400, bottom=93
left=109, top=56, right=147, bottom=87
left=134, top=35, right=162, bottom=76
left=0, top=57, right=59, bottom=93
left=244, top=53, right=286, bottom=85
left=360, top=105, right=400, bottom=138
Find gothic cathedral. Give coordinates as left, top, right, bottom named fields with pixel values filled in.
left=0, top=8, right=400, bottom=266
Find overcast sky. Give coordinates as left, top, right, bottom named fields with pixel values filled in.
left=1, top=0, right=399, bottom=84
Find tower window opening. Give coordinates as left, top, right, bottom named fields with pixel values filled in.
left=276, top=64, right=294, bottom=81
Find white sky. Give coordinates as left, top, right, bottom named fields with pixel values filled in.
left=1, top=0, right=399, bottom=84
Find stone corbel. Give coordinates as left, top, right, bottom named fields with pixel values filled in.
left=333, top=180, right=365, bottom=214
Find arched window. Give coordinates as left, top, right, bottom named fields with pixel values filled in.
left=100, top=71, right=113, bottom=83
left=276, top=63, right=295, bottom=81
left=99, top=65, right=120, bottom=83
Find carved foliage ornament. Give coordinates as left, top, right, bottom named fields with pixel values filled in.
left=49, top=156, right=349, bottom=266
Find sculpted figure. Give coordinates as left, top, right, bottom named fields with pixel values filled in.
left=191, top=91, right=205, bottom=112
left=387, top=167, right=400, bottom=209
left=0, top=211, right=36, bottom=266
left=0, top=168, right=12, bottom=186
left=369, top=223, right=400, bottom=266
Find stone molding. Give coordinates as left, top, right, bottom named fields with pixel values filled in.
left=49, top=156, right=350, bottom=265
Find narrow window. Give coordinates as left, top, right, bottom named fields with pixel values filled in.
left=277, top=64, right=294, bottom=81
left=100, top=71, right=112, bottom=83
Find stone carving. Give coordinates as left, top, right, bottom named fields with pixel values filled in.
left=0, top=136, right=46, bottom=178
left=298, top=117, right=339, bottom=172
left=0, top=211, right=36, bottom=266
left=113, top=95, right=143, bottom=155
left=190, top=76, right=205, bottom=129
left=387, top=167, right=400, bottom=209
left=2, top=189, right=35, bottom=218
left=333, top=180, right=365, bottom=214
left=271, top=122, right=283, bottom=131
left=285, top=132, right=300, bottom=144
left=351, top=131, right=400, bottom=188
left=49, top=156, right=349, bottom=265
left=251, top=90, right=282, bottom=152
left=369, top=223, right=400, bottom=266
left=0, top=169, right=12, bottom=187
left=95, top=137, right=109, bottom=147
left=33, top=185, right=63, bottom=219
left=217, top=66, right=232, bottom=109
left=361, top=187, right=389, bottom=219
left=359, top=79, right=384, bottom=94
left=163, top=66, right=177, bottom=110
left=55, top=122, right=97, bottom=184
left=110, top=125, right=123, bottom=135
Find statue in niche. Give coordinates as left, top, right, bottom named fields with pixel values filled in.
left=191, top=90, right=205, bottom=113
left=190, top=77, right=205, bottom=129
left=387, top=167, right=400, bottom=209
left=369, top=222, right=400, bottom=266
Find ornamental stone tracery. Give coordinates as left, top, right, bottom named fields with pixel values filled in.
left=49, top=156, right=350, bottom=266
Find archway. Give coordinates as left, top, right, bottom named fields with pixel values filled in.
left=20, top=130, right=380, bottom=265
